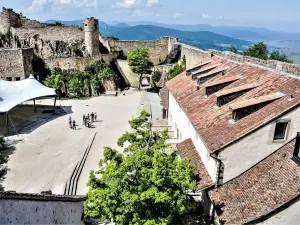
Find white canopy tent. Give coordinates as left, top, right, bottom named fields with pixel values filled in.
left=0, top=75, right=57, bottom=136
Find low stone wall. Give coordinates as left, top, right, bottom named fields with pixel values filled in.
left=0, top=48, right=34, bottom=80
left=180, top=43, right=210, bottom=69
left=0, top=192, right=85, bottom=224
left=115, top=59, right=139, bottom=87
left=100, top=36, right=177, bottom=65
left=180, top=42, right=300, bottom=77
left=44, top=52, right=119, bottom=72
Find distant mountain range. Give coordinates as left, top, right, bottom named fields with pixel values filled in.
left=45, top=19, right=300, bottom=63
left=46, top=19, right=251, bottom=52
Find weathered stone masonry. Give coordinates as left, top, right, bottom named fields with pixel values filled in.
left=0, top=48, right=34, bottom=80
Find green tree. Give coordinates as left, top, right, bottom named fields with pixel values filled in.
left=152, top=70, right=162, bottom=83
left=0, top=136, right=8, bottom=191
left=243, top=42, right=269, bottom=60
left=44, top=74, right=63, bottom=90
left=127, top=47, right=153, bottom=90
left=68, top=72, right=85, bottom=97
left=85, top=61, right=116, bottom=95
left=270, top=51, right=293, bottom=63
left=85, top=111, right=197, bottom=224
left=168, top=57, right=186, bottom=80
left=230, top=45, right=238, bottom=54
left=106, top=36, right=120, bottom=41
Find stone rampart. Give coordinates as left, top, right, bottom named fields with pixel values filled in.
left=0, top=48, right=34, bottom=80
left=180, top=43, right=210, bottom=69
left=44, top=52, right=119, bottom=72
left=0, top=192, right=85, bottom=224
left=180, top=42, right=300, bottom=76
left=9, top=26, right=86, bottom=59
left=100, top=36, right=177, bottom=65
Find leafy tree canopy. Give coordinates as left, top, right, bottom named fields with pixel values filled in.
left=85, top=111, right=197, bottom=225
left=230, top=45, right=238, bottom=54
left=44, top=74, right=64, bottom=90
left=243, top=42, right=269, bottom=60
left=128, top=47, right=153, bottom=89
left=152, top=70, right=162, bottom=83
left=270, top=50, right=293, bottom=63
left=168, top=56, right=186, bottom=80
left=106, top=36, right=120, bottom=41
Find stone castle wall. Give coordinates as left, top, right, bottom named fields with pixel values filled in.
left=44, top=52, right=119, bottom=71
left=180, top=43, right=300, bottom=76
left=10, top=26, right=86, bottom=59
left=100, top=36, right=177, bottom=65
left=0, top=192, right=85, bottom=224
left=0, top=48, right=34, bottom=80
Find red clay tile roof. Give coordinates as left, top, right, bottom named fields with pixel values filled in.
left=229, top=92, right=285, bottom=111
left=204, top=75, right=241, bottom=88
left=192, top=63, right=222, bottom=76
left=215, top=82, right=261, bottom=97
left=159, top=86, right=169, bottom=110
left=196, top=67, right=228, bottom=79
left=166, top=56, right=300, bottom=153
left=177, top=139, right=214, bottom=191
left=189, top=60, right=213, bottom=70
left=208, top=138, right=300, bottom=224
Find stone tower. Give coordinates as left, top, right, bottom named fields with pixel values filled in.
left=0, top=7, right=22, bottom=34
left=84, top=17, right=100, bottom=56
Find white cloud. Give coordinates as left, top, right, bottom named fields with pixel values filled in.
left=147, top=0, right=159, bottom=6
left=132, top=9, right=154, bottom=17
left=173, top=13, right=183, bottom=20
left=28, top=0, right=97, bottom=12
left=202, top=13, right=209, bottom=18
left=114, top=0, right=140, bottom=9
left=28, top=0, right=49, bottom=11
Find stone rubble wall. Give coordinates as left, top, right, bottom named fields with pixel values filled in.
left=100, top=36, right=178, bottom=65
left=44, top=52, right=119, bottom=72
left=9, top=26, right=86, bottom=59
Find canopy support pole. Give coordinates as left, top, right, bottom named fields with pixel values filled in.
left=53, top=96, right=57, bottom=114
left=33, top=99, right=36, bottom=113
left=6, top=112, right=9, bottom=137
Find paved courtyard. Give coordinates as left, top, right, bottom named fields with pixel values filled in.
left=2, top=89, right=161, bottom=195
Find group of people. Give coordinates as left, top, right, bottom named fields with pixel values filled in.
left=83, top=112, right=97, bottom=128
left=68, top=112, right=98, bottom=130
left=69, top=116, right=76, bottom=130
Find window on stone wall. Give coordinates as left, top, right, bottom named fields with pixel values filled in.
left=273, top=121, right=289, bottom=141
left=15, top=77, right=20, bottom=81
left=6, top=77, right=12, bottom=81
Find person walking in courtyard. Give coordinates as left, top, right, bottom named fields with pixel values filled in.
left=69, top=116, right=72, bottom=129
left=73, top=120, right=76, bottom=130
left=94, top=112, right=97, bottom=122
left=91, top=112, right=94, bottom=123
left=82, top=114, right=85, bottom=125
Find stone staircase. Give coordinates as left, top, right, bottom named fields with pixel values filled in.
left=152, top=119, right=178, bottom=148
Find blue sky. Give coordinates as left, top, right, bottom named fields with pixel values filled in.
left=1, top=0, right=299, bottom=32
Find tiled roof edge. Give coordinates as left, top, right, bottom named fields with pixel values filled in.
left=244, top=194, right=300, bottom=224
left=0, top=191, right=86, bottom=202
left=219, top=137, right=297, bottom=186
left=215, top=102, right=300, bottom=153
